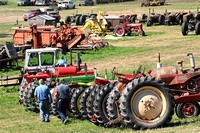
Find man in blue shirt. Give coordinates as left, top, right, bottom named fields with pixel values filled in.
left=56, top=56, right=66, bottom=66
left=55, top=78, right=71, bottom=124
left=34, top=79, right=52, bottom=123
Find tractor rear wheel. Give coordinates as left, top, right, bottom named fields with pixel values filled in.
left=158, top=15, right=165, bottom=25
left=119, top=77, right=174, bottom=129
left=94, top=82, right=119, bottom=125
left=130, top=16, right=136, bottom=23
left=86, top=85, right=101, bottom=125
left=23, top=82, right=39, bottom=112
left=114, top=25, right=126, bottom=37
left=80, top=85, right=96, bottom=119
left=195, top=22, right=200, bottom=35
left=79, top=15, right=86, bottom=25
left=19, top=78, right=27, bottom=102
left=146, top=21, right=151, bottom=27
left=75, top=16, right=80, bottom=25
left=175, top=102, right=200, bottom=118
left=65, top=16, right=71, bottom=24
left=71, top=88, right=85, bottom=119
left=182, top=22, right=188, bottom=36
left=106, top=87, right=124, bottom=127
left=138, top=30, right=145, bottom=36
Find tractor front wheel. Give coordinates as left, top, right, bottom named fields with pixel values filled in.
left=175, top=102, right=200, bottom=118
left=119, top=77, right=174, bottom=129
left=138, top=30, right=145, bottom=36
left=195, top=22, right=200, bottom=35
left=182, top=22, right=188, bottom=36
left=114, top=25, right=126, bottom=37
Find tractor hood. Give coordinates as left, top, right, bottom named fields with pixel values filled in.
left=150, top=66, right=177, bottom=85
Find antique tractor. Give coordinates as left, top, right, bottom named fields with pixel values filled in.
left=139, top=9, right=165, bottom=26
left=65, top=13, right=97, bottom=25
left=141, top=0, right=165, bottom=7
left=181, top=9, right=200, bottom=35
left=70, top=52, right=200, bottom=130
left=82, top=12, right=145, bottom=37
left=19, top=48, right=96, bottom=112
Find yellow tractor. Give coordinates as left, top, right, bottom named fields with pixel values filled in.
left=81, top=12, right=108, bottom=34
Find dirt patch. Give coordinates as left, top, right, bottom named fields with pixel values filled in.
left=0, top=16, right=23, bottom=24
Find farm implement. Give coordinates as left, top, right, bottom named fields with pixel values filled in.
left=13, top=24, right=109, bottom=51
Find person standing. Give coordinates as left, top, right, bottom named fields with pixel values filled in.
left=34, top=79, right=52, bottom=123
left=55, top=78, right=71, bottom=124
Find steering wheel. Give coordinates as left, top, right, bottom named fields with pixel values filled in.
left=135, top=65, right=142, bottom=76
left=111, top=67, right=116, bottom=80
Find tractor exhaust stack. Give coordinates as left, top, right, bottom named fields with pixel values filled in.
left=187, top=53, right=195, bottom=70
left=157, top=51, right=162, bottom=68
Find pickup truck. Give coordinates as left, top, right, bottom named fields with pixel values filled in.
left=23, top=9, right=47, bottom=21
left=58, top=1, right=75, bottom=10
left=17, top=0, right=34, bottom=6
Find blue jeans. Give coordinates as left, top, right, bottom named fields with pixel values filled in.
left=57, top=99, right=67, bottom=123
left=39, top=100, right=50, bottom=122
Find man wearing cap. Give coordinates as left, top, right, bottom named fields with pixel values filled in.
left=55, top=78, right=71, bottom=124
left=34, top=79, right=52, bottom=123
left=56, top=56, right=65, bottom=66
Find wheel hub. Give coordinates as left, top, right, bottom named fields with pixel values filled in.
left=138, top=95, right=161, bottom=120
left=131, top=86, right=166, bottom=122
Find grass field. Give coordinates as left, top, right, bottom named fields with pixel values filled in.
left=1, top=0, right=200, bottom=132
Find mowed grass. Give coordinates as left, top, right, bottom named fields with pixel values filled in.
left=1, top=87, right=200, bottom=133
left=1, top=1, right=200, bottom=132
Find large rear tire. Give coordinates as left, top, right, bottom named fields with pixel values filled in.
left=114, top=25, right=126, bottom=37
left=80, top=85, right=96, bottom=119
left=119, top=77, right=174, bottom=129
left=94, top=82, right=119, bottom=125
left=79, top=15, right=86, bottom=25
left=86, top=85, right=101, bottom=125
left=182, top=22, right=188, bottom=36
left=71, top=88, right=85, bottom=119
left=158, top=15, right=165, bottom=25
left=175, top=102, right=200, bottom=118
left=65, top=16, right=71, bottom=24
left=23, top=82, right=39, bottom=112
left=19, top=78, right=27, bottom=101
left=195, top=22, right=200, bottom=35
left=75, top=16, right=80, bottom=25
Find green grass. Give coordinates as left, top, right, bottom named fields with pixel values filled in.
left=1, top=88, right=200, bottom=133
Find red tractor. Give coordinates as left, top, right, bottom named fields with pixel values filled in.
left=72, top=52, right=200, bottom=130
left=19, top=48, right=96, bottom=112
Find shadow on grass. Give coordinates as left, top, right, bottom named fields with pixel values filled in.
left=0, top=34, right=12, bottom=38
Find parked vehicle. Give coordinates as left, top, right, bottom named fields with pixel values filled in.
left=141, top=0, right=165, bottom=7
left=78, top=0, right=94, bottom=6
left=58, top=1, right=75, bottom=10
left=23, top=9, right=47, bottom=21
left=40, top=8, right=61, bottom=22
left=181, top=11, right=200, bottom=35
left=35, top=0, right=49, bottom=6
left=17, top=0, right=34, bottom=6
